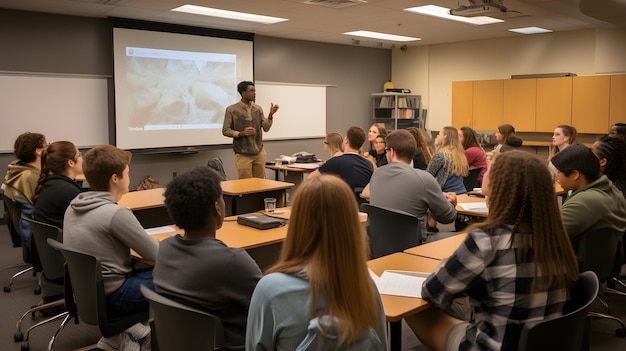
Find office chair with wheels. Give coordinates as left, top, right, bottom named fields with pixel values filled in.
left=2, top=195, right=40, bottom=294
left=140, top=285, right=226, bottom=351
left=361, top=204, right=420, bottom=259
left=463, top=167, right=482, bottom=192
left=14, top=218, right=68, bottom=350
left=47, top=239, right=149, bottom=351
left=575, top=227, right=626, bottom=338
left=517, top=271, right=599, bottom=351
left=2, top=188, right=22, bottom=247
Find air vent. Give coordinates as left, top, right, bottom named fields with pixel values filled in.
left=303, top=0, right=367, bottom=9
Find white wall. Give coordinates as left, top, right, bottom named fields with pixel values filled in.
left=392, top=28, right=626, bottom=132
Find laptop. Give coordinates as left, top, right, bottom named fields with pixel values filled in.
left=237, top=215, right=284, bottom=230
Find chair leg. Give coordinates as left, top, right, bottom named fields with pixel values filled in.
left=15, top=300, right=65, bottom=341
left=22, top=311, right=69, bottom=346
left=588, top=312, right=626, bottom=338
left=4, top=266, right=34, bottom=292
left=47, top=312, right=74, bottom=351
left=612, top=277, right=626, bottom=291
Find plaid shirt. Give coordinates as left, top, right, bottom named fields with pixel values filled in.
left=422, top=225, right=570, bottom=350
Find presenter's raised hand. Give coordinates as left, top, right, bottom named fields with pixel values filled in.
left=269, top=102, right=280, bottom=116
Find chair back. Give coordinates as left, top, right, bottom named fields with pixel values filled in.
left=47, top=238, right=148, bottom=338
left=140, top=285, right=225, bottom=350
left=517, top=271, right=599, bottom=351
left=575, top=227, right=622, bottom=281
left=362, top=204, right=420, bottom=259
left=3, top=194, right=24, bottom=247
left=4, top=195, right=36, bottom=265
left=25, top=217, right=64, bottom=282
left=463, top=168, right=482, bottom=192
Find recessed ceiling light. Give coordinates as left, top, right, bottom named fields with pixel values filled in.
left=172, top=5, right=288, bottom=24
left=404, top=5, right=504, bottom=25
left=508, top=27, right=553, bottom=34
left=343, top=30, right=420, bottom=42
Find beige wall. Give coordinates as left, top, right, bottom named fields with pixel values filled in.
left=392, top=28, right=626, bottom=132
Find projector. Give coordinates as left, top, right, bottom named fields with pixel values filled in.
left=449, top=4, right=506, bottom=17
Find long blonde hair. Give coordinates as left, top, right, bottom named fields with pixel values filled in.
left=436, top=126, right=468, bottom=176
left=325, top=132, right=343, bottom=157
left=468, top=151, right=578, bottom=291
left=267, top=175, right=381, bottom=345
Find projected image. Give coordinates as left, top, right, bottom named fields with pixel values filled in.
left=125, top=47, right=238, bottom=131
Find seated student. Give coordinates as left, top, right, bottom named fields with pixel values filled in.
left=592, top=135, right=626, bottom=198
left=246, top=174, right=387, bottom=350
left=32, top=141, right=83, bottom=309
left=427, top=126, right=469, bottom=195
left=458, top=126, right=487, bottom=182
left=361, top=130, right=457, bottom=244
left=406, top=127, right=431, bottom=170
left=63, top=145, right=158, bottom=351
left=153, top=167, right=262, bottom=350
left=406, top=150, right=580, bottom=351
left=366, top=134, right=389, bottom=168
left=487, top=123, right=515, bottom=161
left=499, top=135, right=523, bottom=153
left=551, top=143, right=626, bottom=242
left=33, top=141, right=83, bottom=229
left=2, top=132, right=47, bottom=247
left=548, top=125, right=577, bottom=182
left=310, top=126, right=374, bottom=198
left=365, top=123, right=386, bottom=157
left=324, top=132, right=344, bottom=158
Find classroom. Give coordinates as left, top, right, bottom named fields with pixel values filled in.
left=1, top=1, right=626, bottom=350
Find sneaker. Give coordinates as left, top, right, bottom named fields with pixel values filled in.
left=126, top=323, right=151, bottom=351
left=97, top=334, right=121, bottom=351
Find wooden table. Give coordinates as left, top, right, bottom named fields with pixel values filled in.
left=404, top=233, right=467, bottom=261
left=221, top=178, right=294, bottom=216
left=455, top=193, right=488, bottom=217
left=265, top=163, right=320, bottom=181
left=119, top=188, right=170, bottom=227
left=367, top=253, right=442, bottom=351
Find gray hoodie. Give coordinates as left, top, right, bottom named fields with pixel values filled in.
left=63, top=191, right=159, bottom=294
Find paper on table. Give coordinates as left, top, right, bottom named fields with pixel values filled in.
left=369, top=269, right=430, bottom=298
left=288, top=163, right=321, bottom=169
left=457, top=202, right=488, bottom=213
left=144, top=226, right=176, bottom=236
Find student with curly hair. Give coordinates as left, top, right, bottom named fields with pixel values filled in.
left=592, top=135, right=626, bottom=199
left=33, top=141, right=83, bottom=229
left=407, top=150, right=580, bottom=351
left=246, top=175, right=387, bottom=350
left=154, top=167, right=262, bottom=350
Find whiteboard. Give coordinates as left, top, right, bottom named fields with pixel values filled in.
left=254, top=82, right=326, bottom=140
left=0, top=74, right=109, bottom=152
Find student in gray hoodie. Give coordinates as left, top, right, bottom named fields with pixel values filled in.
left=63, top=144, right=158, bottom=351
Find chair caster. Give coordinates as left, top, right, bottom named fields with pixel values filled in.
left=14, top=331, right=24, bottom=342
left=34, top=286, right=41, bottom=295
left=616, top=328, right=626, bottom=338
left=4, top=286, right=11, bottom=292
left=20, top=341, right=29, bottom=351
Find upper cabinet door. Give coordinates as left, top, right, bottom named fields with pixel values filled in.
left=572, top=75, right=610, bottom=134
left=610, top=74, right=626, bottom=128
left=503, top=79, right=536, bottom=132
left=472, top=80, right=503, bottom=131
left=536, top=77, right=572, bottom=132
left=452, top=81, right=473, bottom=128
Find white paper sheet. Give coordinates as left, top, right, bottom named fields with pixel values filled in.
left=144, top=226, right=176, bottom=236
left=457, top=202, right=489, bottom=213
left=369, top=269, right=430, bottom=298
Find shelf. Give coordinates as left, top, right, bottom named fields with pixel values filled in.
left=372, top=93, right=422, bottom=131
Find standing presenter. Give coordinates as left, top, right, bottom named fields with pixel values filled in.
left=222, top=81, right=279, bottom=179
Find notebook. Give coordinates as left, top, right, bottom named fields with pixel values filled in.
left=237, top=215, right=284, bottom=230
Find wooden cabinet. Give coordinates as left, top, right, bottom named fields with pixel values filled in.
left=451, top=81, right=473, bottom=128
left=572, top=75, right=610, bottom=134
left=472, top=80, right=503, bottom=131
left=610, top=74, right=626, bottom=127
left=371, top=93, right=422, bottom=131
left=503, top=78, right=536, bottom=132
left=536, top=77, right=572, bottom=132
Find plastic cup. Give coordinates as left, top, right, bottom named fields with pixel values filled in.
left=264, top=198, right=277, bottom=212
left=275, top=158, right=282, bottom=167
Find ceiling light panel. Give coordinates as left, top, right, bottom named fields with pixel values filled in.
left=404, top=5, right=504, bottom=25
left=343, top=30, right=420, bottom=42
left=172, top=5, right=288, bottom=24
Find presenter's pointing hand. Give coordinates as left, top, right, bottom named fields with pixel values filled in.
left=270, top=102, right=280, bottom=114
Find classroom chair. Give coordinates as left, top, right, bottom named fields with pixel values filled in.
left=517, top=271, right=598, bottom=351
left=140, top=285, right=227, bottom=351
left=361, top=203, right=420, bottom=259
left=15, top=218, right=67, bottom=350
left=463, top=167, right=482, bottom=193
left=47, top=238, right=149, bottom=350
left=575, top=227, right=626, bottom=338
left=2, top=194, right=40, bottom=294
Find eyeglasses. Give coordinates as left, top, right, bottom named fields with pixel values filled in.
left=384, top=147, right=391, bottom=152
left=323, top=141, right=328, bottom=144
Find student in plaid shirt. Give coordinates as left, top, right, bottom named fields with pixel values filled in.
left=406, top=151, right=580, bottom=351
